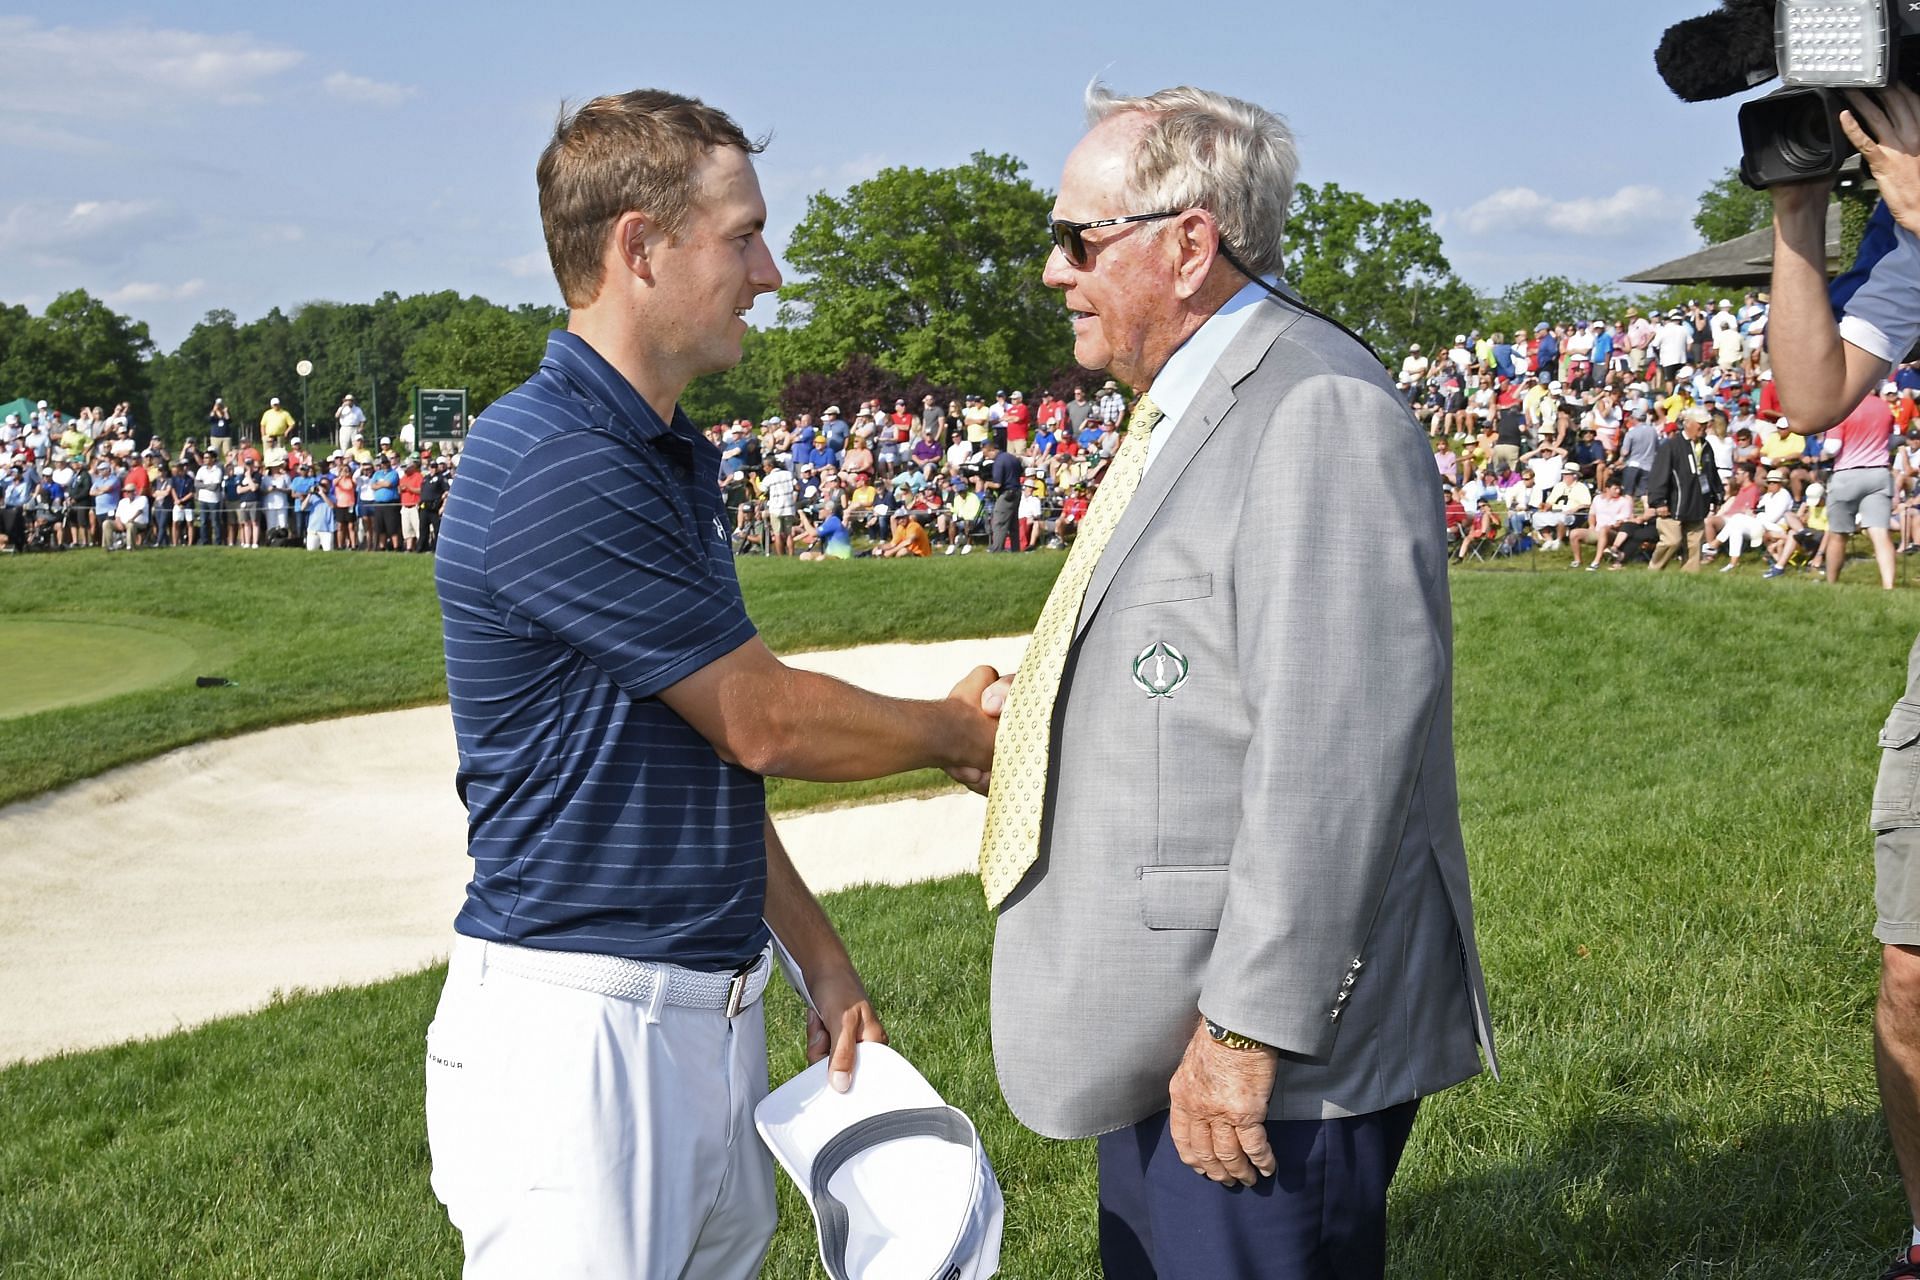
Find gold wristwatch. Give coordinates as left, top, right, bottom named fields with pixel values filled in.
left=1204, top=1017, right=1271, bottom=1052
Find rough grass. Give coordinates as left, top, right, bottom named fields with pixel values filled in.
left=0, top=548, right=1061, bottom=811
left=5, top=561, right=1920, bottom=1276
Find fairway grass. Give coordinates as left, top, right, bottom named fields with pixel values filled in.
left=7, top=560, right=1920, bottom=1275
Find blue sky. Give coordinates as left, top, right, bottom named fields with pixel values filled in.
left=2, top=1, right=1751, bottom=350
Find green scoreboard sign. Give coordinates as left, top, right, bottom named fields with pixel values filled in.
left=416, top=389, right=469, bottom=449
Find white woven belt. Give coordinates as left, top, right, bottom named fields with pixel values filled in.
left=483, top=940, right=773, bottom=1017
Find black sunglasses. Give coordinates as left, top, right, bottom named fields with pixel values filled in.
left=1048, top=209, right=1184, bottom=266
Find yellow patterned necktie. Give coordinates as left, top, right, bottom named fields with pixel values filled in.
left=978, top=394, right=1165, bottom=909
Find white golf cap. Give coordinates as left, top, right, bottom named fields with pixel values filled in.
left=757, top=1042, right=1002, bottom=1280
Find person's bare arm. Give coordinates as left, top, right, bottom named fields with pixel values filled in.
left=657, top=635, right=996, bottom=789
left=1768, top=178, right=1886, bottom=429
left=1766, top=85, right=1920, bottom=429
left=762, top=816, right=882, bottom=1092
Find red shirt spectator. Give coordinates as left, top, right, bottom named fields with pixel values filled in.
left=400, top=469, right=425, bottom=507
left=1004, top=397, right=1032, bottom=444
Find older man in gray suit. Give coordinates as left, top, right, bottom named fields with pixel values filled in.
left=977, top=85, right=1496, bottom=1279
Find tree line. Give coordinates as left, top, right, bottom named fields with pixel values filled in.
left=1, top=158, right=1765, bottom=442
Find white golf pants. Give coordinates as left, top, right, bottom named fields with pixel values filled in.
left=425, top=936, right=776, bottom=1279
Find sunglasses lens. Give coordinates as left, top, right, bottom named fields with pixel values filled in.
left=1049, top=220, right=1085, bottom=266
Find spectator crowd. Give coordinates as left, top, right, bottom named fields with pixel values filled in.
left=9, top=292, right=1920, bottom=585
left=1406, top=293, right=1920, bottom=584
left=709, top=383, right=1128, bottom=559
left=0, top=393, right=454, bottom=554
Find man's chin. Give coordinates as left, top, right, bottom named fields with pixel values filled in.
left=1071, top=336, right=1110, bottom=374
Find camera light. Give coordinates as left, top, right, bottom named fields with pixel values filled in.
left=1777, top=0, right=1892, bottom=86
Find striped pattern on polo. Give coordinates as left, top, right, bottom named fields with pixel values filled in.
left=1833, top=199, right=1920, bottom=367
left=435, top=330, right=767, bottom=970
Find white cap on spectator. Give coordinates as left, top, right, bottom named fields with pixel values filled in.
left=1562, top=462, right=1580, bottom=473
left=36, top=399, right=47, bottom=409
left=270, top=397, right=280, bottom=405
left=824, top=405, right=841, bottom=415
left=1807, top=481, right=1825, bottom=501
left=757, top=1043, right=1003, bottom=1280
left=1678, top=365, right=1695, bottom=378
left=380, top=436, right=392, bottom=445
left=1548, top=381, right=1562, bottom=391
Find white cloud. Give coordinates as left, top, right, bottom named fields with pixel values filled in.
left=0, top=18, right=302, bottom=115
left=502, top=250, right=552, bottom=280
left=1453, top=185, right=1690, bottom=239
left=323, top=71, right=418, bottom=108
left=0, top=200, right=180, bottom=265
left=103, top=279, right=207, bottom=307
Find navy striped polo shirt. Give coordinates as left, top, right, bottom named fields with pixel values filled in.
left=435, top=330, right=767, bottom=970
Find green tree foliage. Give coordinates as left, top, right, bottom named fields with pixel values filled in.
left=1479, top=276, right=1630, bottom=338
left=1284, top=183, right=1480, bottom=361
left=0, top=290, right=154, bottom=421
left=403, top=305, right=555, bottom=417
left=147, top=293, right=564, bottom=447
left=682, top=325, right=788, bottom=427
left=1693, top=167, right=1773, bottom=244
left=776, top=152, right=1072, bottom=391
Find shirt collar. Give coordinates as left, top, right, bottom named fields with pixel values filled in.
left=541, top=330, right=697, bottom=446
left=1144, top=276, right=1275, bottom=424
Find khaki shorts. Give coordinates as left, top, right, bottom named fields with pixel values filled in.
left=1875, top=697, right=1920, bottom=945
left=401, top=506, right=421, bottom=539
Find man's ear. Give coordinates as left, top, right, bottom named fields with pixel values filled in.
left=612, top=211, right=659, bottom=287
left=1170, top=208, right=1222, bottom=301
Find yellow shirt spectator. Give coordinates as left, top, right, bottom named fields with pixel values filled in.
left=260, top=404, right=296, bottom=446
left=1761, top=430, right=1807, bottom=467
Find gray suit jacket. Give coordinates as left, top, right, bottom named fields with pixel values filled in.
left=990, top=295, right=1496, bottom=1140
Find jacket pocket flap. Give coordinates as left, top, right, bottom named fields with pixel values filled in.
left=1140, top=864, right=1229, bottom=930
left=1882, top=700, right=1920, bottom=750
left=1114, top=573, right=1213, bottom=612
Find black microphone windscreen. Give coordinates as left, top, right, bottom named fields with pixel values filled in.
left=1656, top=2, right=1779, bottom=102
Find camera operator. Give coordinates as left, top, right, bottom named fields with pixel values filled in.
left=1770, top=79, right=1920, bottom=1280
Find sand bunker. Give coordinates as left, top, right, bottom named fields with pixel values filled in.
left=0, top=635, right=1026, bottom=1065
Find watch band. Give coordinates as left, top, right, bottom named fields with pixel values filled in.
left=1204, top=1017, right=1271, bottom=1052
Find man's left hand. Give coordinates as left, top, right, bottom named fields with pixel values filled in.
left=1167, top=1018, right=1279, bottom=1187
left=803, top=965, right=886, bottom=1093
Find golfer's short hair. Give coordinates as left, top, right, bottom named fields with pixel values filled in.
left=538, top=89, right=763, bottom=308
left=1084, top=82, right=1297, bottom=278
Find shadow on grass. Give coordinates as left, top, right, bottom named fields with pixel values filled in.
left=1395, top=1102, right=1898, bottom=1278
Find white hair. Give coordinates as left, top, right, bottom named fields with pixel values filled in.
left=1084, top=82, right=1297, bottom=278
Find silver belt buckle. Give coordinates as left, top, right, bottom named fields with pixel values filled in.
left=724, top=958, right=754, bottom=1018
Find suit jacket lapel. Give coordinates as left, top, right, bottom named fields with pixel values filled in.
left=1074, top=297, right=1300, bottom=639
